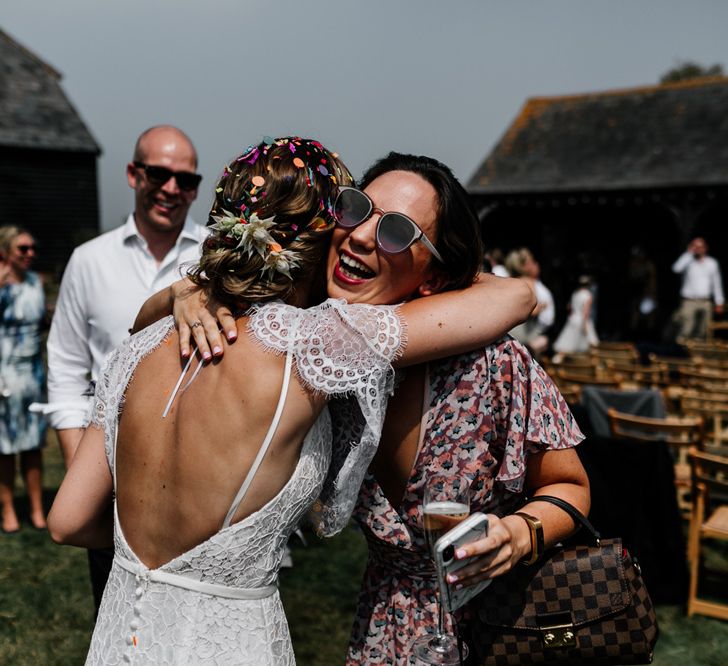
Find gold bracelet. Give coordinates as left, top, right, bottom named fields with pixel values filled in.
left=514, top=512, right=544, bottom=566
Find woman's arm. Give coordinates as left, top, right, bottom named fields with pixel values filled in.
left=136, top=274, right=536, bottom=364
left=395, top=273, right=536, bottom=366
left=48, top=426, right=114, bottom=549
left=445, top=448, right=590, bottom=587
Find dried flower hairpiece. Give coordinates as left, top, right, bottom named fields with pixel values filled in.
left=208, top=210, right=300, bottom=279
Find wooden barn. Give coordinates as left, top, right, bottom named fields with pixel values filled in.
left=0, top=28, right=100, bottom=278
left=468, top=77, right=728, bottom=340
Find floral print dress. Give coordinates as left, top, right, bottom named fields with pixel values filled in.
left=346, top=337, right=584, bottom=665
left=0, top=271, right=46, bottom=454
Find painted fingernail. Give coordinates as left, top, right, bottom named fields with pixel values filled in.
left=455, top=549, right=466, bottom=559
left=202, top=351, right=212, bottom=361
left=446, top=573, right=458, bottom=583
left=212, top=346, right=223, bottom=355
left=181, top=349, right=190, bottom=358
left=227, top=331, right=237, bottom=341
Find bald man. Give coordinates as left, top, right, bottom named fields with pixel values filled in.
left=47, top=126, right=207, bottom=612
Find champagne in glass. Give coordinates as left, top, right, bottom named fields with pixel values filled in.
left=411, top=475, right=471, bottom=665
left=423, top=500, right=470, bottom=558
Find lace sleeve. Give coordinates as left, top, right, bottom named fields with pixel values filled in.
left=88, top=349, right=118, bottom=431
left=248, top=298, right=405, bottom=397
left=249, top=299, right=405, bottom=536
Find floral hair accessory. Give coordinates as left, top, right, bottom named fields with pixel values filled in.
left=209, top=210, right=300, bottom=279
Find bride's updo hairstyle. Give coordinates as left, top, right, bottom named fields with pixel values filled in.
left=190, top=137, right=352, bottom=307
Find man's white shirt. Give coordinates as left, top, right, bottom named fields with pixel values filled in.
left=672, top=252, right=725, bottom=305
left=47, top=214, right=207, bottom=428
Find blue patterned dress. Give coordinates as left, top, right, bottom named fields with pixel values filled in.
left=0, top=271, right=47, bottom=454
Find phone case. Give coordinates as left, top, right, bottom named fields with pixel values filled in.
left=433, top=512, right=491, bottom=613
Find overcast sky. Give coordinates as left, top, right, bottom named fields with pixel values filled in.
left=5, top=1, right=728, bottom=231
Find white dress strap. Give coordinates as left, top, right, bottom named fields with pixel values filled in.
left=162, top=351, right=204, bottom=419
left=221, top=348, right=293, bottom=528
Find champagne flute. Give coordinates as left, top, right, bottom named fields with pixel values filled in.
left=411, top=475, right=471, bottom=664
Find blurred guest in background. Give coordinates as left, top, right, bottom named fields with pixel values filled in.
left=671, top=237, right=724, bottom=339
left=627, top=245, right=658, bottom=338
left=553, top=274, right=598, bottom=355
left=0, top=226, right=47, bottom=533
left=505, top=247, right=554, bottom=355
left=484, top=247, right=509, bottom=277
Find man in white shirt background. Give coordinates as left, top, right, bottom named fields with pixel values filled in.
left=46, top=125, right=206, bottom=612
left=671, top=236, right=725, bottom=339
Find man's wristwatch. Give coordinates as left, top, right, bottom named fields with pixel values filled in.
left=514, top=512, right=544, bottom=565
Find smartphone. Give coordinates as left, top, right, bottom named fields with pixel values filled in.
left=433, top=512, right=491, bottom=613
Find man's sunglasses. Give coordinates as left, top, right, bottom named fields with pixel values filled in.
left=16, top=244, right=35, bottom=255
left=333, top=186, right=443, bottom=262
left=133, top=161, right=202, bottom=192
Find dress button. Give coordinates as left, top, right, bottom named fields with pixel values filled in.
left=133, top=603, right=142, bottom=616
left=134, top=586, right=143, bottom=597
left=130, top=619, right=140, bottom=631
left=123, top=655, right=131, bottom=663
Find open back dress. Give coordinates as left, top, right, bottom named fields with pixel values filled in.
left=85, top=299, right=404, bottom=665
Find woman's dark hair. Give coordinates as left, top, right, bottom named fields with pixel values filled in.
left=359, top=152, right=483, bottom=291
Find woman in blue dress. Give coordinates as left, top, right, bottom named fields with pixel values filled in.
left=0, top=226, right=47, bottom=533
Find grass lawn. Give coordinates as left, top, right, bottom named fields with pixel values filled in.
left=1, top=439, right=727, bottom=665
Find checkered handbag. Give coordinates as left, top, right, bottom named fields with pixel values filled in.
left=469, top=496, right=659, bottom=665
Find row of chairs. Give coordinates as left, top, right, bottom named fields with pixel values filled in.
left=607, top=409, right=728, bottom=621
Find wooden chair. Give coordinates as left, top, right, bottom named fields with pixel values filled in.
left=707, top=320, right=728, bottom=342
left=696, top=356, right=728, bottom=371
left=604, top=359, right=670, bottom=387
left=555, top=370, right=623, bottom=389
left=680, top=393, right=728, bottom=452
left=591, top=346, right=639, bottom=364
left=593, top=341, right=638, bottom=352
left=678, top=366, right=728, bottom=388
left=607, top=408, right=705, bottom=517
left=647, top=354, right=698, bottom=384
left=687, top=448, right=728, bottom=620
left=549, top=361, right=601, bottom=380
left=684, top=339, right=728, bottom=360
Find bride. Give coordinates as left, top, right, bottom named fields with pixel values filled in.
left=48, top=136, right=534, bottom=665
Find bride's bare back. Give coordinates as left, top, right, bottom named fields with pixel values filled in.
left=116, top=318, right=324, bottom=569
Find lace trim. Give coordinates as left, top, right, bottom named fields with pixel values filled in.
left=248, top=298, right=405, bottom=536
left=90, top=317, right=177, bottom=470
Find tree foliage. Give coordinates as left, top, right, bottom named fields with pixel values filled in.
left=660, top=61, right=724, bottom=84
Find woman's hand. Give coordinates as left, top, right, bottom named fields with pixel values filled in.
left=171, top=278, right=237, bottom=360
left=444, top=514, right=530, bottom=588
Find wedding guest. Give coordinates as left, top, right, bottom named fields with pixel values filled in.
left=671, top=237, right=724, bottom=339
left=0, top=226, right=47, bottom=533
left=553, top=275, right=599, bottom=354
left=484, top=247, right=509, bottom=277
left=505, top=247, right=555, bottom=355
left=46, top=125, right=206, bottom=612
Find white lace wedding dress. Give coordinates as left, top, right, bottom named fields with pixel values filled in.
left=84, top=299, right=404, bottom=665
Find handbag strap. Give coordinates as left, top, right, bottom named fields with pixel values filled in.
left=527, top=494, right=601, bottom=545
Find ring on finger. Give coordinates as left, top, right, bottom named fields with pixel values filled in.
left=190, top=321, right=203, bottom=329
